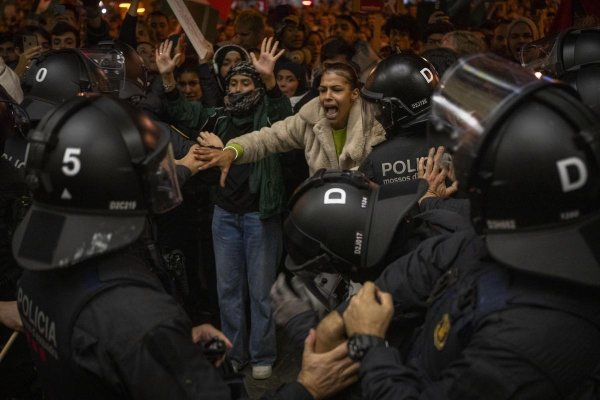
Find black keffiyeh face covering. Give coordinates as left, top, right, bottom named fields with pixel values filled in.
left=225, top=88, right=265, bottom=116
left=224, top=61, right=266, bottom=116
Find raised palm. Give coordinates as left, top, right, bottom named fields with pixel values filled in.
left=250, top=37, right=285, bottom=76
left=155, top=40, right=182, bottom=75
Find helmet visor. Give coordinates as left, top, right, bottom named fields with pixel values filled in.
left=80, top=48, right=126, bottom=93
left=146, top=142, right=182, bottom=214
left=0, top=99, right=30, bottom=138
left=519, top=32, right=562, bottom=75
left=361, top=86, right=415, bottom=133
left=430, top=53, right=544, bottom=182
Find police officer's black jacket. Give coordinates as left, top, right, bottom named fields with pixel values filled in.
left=0, top=157, right=26, bottom=299
left=0, top=156, right=38, bottom=397
left=360, top=235, right=600, bottom=399
left=359, top=122, right=429, bottom=185
left=284, top=209, right=475, bottom=349
left=17, top=250, right=313, bottom=400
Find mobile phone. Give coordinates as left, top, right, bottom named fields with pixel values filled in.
left=168, top=34, right=180, bottom=56
left=22, top=35, right=38, bottom=52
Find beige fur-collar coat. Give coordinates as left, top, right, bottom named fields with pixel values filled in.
left=229, top=96, right=386, bottom=175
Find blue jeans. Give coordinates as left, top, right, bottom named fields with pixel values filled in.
left=212, top=206, right=281, bottom=366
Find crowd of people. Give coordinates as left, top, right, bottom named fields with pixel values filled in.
left=1, top=0, right=600, bottom=398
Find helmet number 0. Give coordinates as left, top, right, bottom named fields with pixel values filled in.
left=62, top=148, right=81, bottom=176
left=35, top=67, right=48, bottom=82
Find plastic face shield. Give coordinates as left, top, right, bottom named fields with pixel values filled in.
left=141, top=126, right=182, bottom=213
left=0, top=99, right=30, bottom=138
left=80, top=48, right=126, bottom=94
left=519, top=33, right=562, bottom=75
left=361, top=86, right=414, bottom=133
left=430, top=53, right=544, bottom=184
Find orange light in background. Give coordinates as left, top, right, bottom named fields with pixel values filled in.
left=302, top=0, right=312, bottom=5
left=118, top=2, right=145, bottom=13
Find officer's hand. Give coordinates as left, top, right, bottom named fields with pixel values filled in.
left=315, top=310, right=346, bottom=353
left=193, top=146, right=236, bottom=187
left=418, top=146, right=458, bottom=204
left=175, top=144, right=203, bottom=176
left=191, top=324, right=232, bottom=368
left=0, top=301, right=23, bottom=332
left=297, top=329, right=359, bottom=400
left=191, top=324, right=233, bottom=348
left=270, top=273, right=313, bottom=327
left=343, top=282, right=393, bottom=338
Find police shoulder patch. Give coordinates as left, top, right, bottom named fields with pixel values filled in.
left=433, top=312, right=451, bottom=351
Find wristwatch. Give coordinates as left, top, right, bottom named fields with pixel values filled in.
left=347, top=334, right=388, bottom=361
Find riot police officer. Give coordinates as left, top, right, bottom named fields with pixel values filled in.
left=358, top=53, right=440, bottom=186
left=12, top=94, right=357, bottom=400
left=521, top=27, right=600, bottom=113
left=339, top=54, right=600, bottom=399
left=0, top=85, right=39, bottom=399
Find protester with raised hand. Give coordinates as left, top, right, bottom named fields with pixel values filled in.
left=157, top=36, right=293, bottom=380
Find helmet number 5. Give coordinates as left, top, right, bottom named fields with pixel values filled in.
left=62, top=148, right=81, bottom=176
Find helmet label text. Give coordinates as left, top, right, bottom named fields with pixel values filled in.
left=354, top=231, right=363, bottom=255
left=109, top=201, right=137, bottom=210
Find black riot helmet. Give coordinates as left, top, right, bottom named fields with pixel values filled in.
left=88, top=40, right=149, bottom=104
left=0, top=85, right=30, bottom=143
left=521, top=27, right=600, bottom=112
left=430, top=53, right=600, bottom=287
left=21, top=49, right=115, bottom=123
left=284, top=169, right=426, bottom=311
left=12, top=94, right=182, bottom=271
left=284, top=169, right=426, bottom=274
left=361, top=53, right=439, bottom=135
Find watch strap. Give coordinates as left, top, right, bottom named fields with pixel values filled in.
left=348, top=334, right=388, bottom=361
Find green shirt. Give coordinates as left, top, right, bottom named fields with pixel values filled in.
left=332, top=127, right=347, bottom=158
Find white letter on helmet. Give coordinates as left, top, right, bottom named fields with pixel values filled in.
left=557, top=157, right=588, bottom=192
left=420, top=68, right=434, bottom=83
left=324, top=188, right=346, bottom=204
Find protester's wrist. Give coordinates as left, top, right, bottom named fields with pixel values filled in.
left=161, top=74, right=176, bottom=92
left=223, top=145, right=239, bottom=161
left=224, top=143, right=244, bottom=160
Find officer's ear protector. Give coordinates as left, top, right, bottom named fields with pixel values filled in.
left=25, top=95, right=146, bottom=194
left=467, top=84, right=600, bottom=232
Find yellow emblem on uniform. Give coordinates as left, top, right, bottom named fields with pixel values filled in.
left=433, top=313, right=451, bottom=350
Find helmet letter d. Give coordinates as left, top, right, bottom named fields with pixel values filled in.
left=324, top=188, right=346, bottom=204
left=557, top=157, right=588, bottom=192
left=420, top=68, right=434, bottom=83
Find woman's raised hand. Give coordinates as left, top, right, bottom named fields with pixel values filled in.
left=155, top=39, right=183, bottom=75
